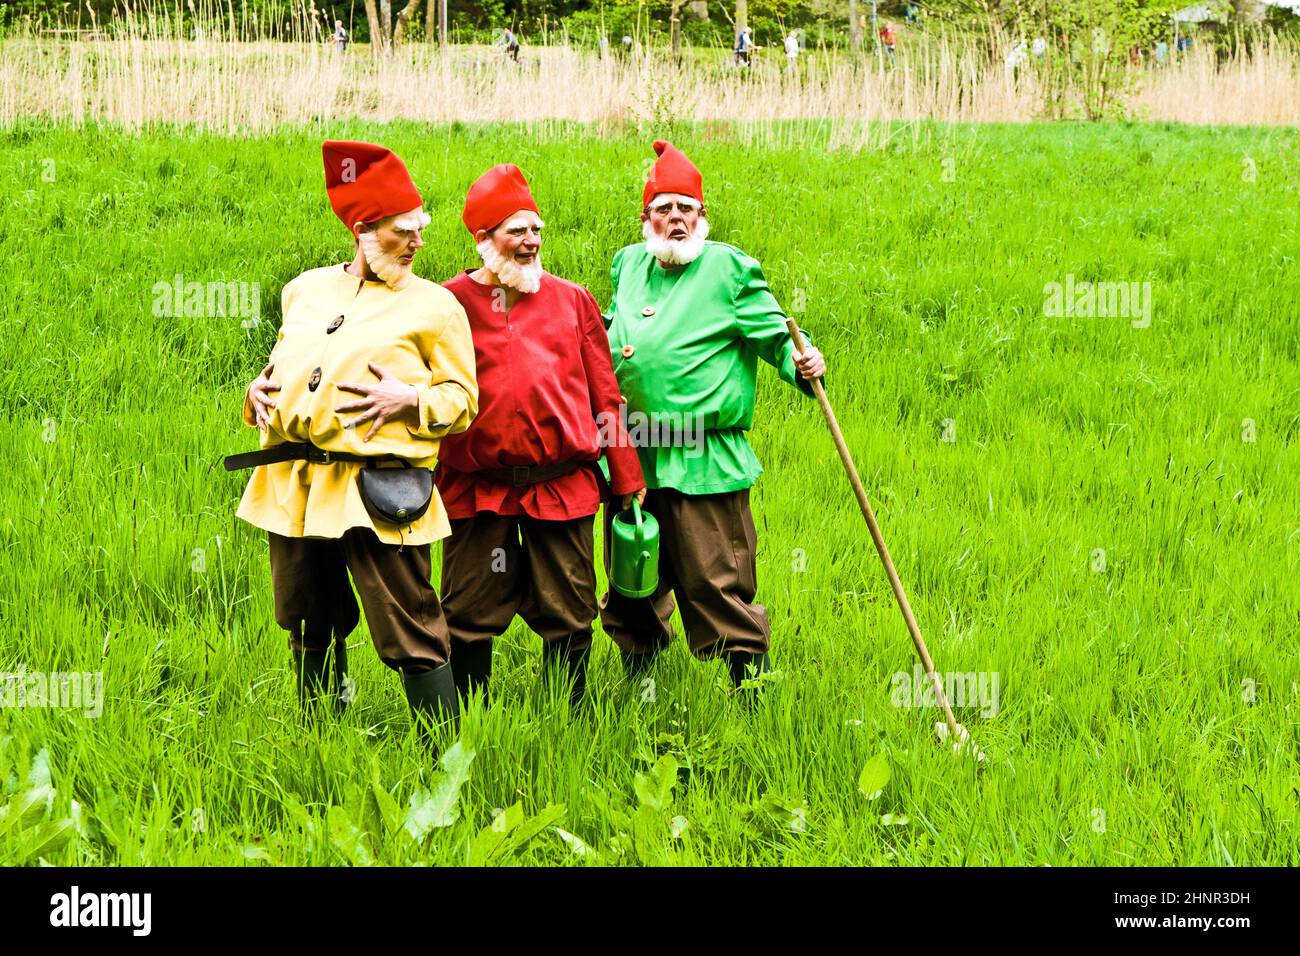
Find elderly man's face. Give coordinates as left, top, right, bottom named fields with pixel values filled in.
left=368, top=211, right=426, bottom=266
left=355, top=207, right=429, bottom=288
left=479, top=210, right=543, bottom=267
left=643, top=195, right=703, bottom=242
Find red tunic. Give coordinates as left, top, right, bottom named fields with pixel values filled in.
left=437, top=270, right=644, bottom=520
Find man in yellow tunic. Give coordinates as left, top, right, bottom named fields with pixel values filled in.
left=229, top=141, right=478, bottom=737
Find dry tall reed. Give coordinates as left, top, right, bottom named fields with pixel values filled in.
left=2, top=7, right=1297, bottom=132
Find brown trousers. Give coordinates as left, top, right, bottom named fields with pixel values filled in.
left=440, top=513, right=598, bottom=651
left=599, top=488, right=771, bottom=659
left=268, top=529, right=450, bottom=673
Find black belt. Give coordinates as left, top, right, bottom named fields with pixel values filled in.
left=476, top=460, right=585, bottom=486
left=223, top=442, right=404, bottom=471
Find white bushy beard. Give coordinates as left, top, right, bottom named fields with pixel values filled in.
left=476, top=238, right=544, bottom=294
left=358, top=230, right=413, bottom=290
left=643, top=216, right=710, bottom=265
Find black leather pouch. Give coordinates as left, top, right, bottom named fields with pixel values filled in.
left=356, top=461, right=433, bottom=525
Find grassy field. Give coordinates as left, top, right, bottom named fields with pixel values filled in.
left=1, top=118, right=1297, bottom=865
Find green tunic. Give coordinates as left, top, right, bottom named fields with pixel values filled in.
left=602, top=240, right=814, bottom=495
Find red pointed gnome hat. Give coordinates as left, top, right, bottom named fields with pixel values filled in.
left=642, top=140, right=703, bottom=208
left=462, top=164, right=539, bottom=236
left=322, top=140, right=423, bottom=236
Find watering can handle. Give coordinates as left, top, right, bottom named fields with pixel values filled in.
left=631, top=497, right=644, bottom=545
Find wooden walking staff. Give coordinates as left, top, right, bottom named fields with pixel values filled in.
left=786, top=319, right=963, bottom=745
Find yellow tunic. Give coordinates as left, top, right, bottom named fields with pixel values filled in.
left=236, top=263, right=478, bottom=545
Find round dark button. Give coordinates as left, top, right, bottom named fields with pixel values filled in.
left=308, top=367, right=322, bottom=391
left=326, top=315, right=344, bottom=334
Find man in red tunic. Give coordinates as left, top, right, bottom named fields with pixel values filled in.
left=437, top=164, right=646, bottom=706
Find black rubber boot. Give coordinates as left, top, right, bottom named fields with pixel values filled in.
left=294, top=643, right=348, bottom=716
left=402, top=663, right=459, bottom=743
left=451, top=638, right=492, bottom=707
left=542, top=641, right=591, bottom=707
left=727, top=651, right=771, bottom=689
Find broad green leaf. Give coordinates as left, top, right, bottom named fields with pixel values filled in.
left=423, top=771, right=468, bottom=829
left=493, top=803, right=524, bottom=833
left=24, top=817, right=76, bottom=862
left=631, top=803, right=667, bottom=866
left=585, top=785, right=632, bottom=831
left=327, top=805, right=374, bottom=867
left=858, top=754, right=891, bottom=799
left=369, top=785, right=403, bottom=837
left=554, top=827, right=598, bottom=858
left=469, top=803, right=565, bottom=866
left=26, top=749, right=53, bottom=790
left=403, top=787, right=438, bottom=843
left=501, top=803, right=565, bottom=856
left=439, top=740, right=476, bottom=779
left=280, top=792, right=317, bottom=838
left=468, top=826, right=507, bottom=866
left=632, top=772, right=659, bottom=811
left=404, top=769, right=472, bottom=844
left=468, top=803, right=523, bottom=865
left=363, top=757, right=403, bottom=837
left=634, top=754, right=678, bottom=811
left=11, top=784, right=55, bottom=831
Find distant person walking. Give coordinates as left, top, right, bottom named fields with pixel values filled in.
left=784, top=31, right=799, bottom=70
left=879, top=25, right=896, bottom=63
left=1004, top=39, right=1028, bottom=77
left=500, top=27, right=521, bottom=63
left=333, top=19, right=349, bottom=55
left=734, top=27, right=752, bottom=68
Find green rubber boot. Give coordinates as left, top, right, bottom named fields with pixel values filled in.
left=402, top=663, right=459, bottom=743
left=294, top=642, right=348, bottom=716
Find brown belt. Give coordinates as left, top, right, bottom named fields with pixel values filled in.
left=476, top=460, right=585, bottom=486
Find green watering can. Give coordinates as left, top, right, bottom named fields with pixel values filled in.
left=610, top=499, right=659, bottom=598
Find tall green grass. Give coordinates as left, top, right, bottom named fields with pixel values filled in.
left=0, top=118, right=1296, bottom=865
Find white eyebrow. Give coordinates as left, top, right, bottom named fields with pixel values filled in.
left=503, top=217, right=543, bottom=231
left=392, top=211, right=431, bottom=230
left=652, top=196, right=700, bottom=210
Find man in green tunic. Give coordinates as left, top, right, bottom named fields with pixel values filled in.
left=600, top=140, right=827, bottom=688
